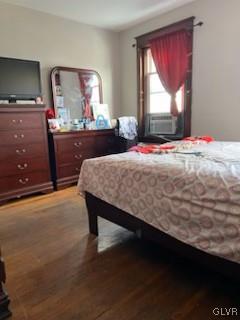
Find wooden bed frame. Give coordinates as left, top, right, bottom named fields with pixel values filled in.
left=0, top=248, right=11, bottom=319
left=86, top=192, right=240, bottom=281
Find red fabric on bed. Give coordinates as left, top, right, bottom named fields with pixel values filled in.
left=129, top=136, right=214, bottom=154
left=183, top=136, right=214, bottom=143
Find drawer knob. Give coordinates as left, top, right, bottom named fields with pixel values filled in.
left=74, top=142, right=82, bottom=147
left=14, top=134, right=25, bottom=139
left=75, top=168, right=80, bottom=172
left=16, top=148, right=26, bottom=155
left=12, top=119, right=23, bottom=124
left=19, top=178, right=29, bottom=185
left=17, top=163, right=28, bottom=170
left=74, top=154, right=82, bottom=160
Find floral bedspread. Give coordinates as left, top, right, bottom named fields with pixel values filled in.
left=78, top=142, right=240, bottom=264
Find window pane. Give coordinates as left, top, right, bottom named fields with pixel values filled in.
left=92, top=74, right=99, bottom=86
left=176, top=88, right=184, bottom=112
left=91, top=86, right=100, bottom=103
left=147, top=50, right=156, bottom=73
left=149, top=74, right=165, bottom=93
left=147, top=48, right=184, bottom=114
left=150, top=93, right=171, bottom=113
left=149, top=88, right=184, bottom=114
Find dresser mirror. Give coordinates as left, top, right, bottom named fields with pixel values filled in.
left=51, top=67, right=103, bottom=125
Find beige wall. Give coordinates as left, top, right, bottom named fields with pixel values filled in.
left=1, top=0, right=240, bottom=140
left=119, top=0, right=240, bottom=141
left=0, top=1, right=120, bottom=118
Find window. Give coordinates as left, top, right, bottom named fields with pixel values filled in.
left=136, top=17, right=194, bottom=139
left=146, top=49, right=184, bottom=114
left=90, top=75, right=100, bottom=103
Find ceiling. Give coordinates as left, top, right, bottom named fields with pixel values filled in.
left=2, top=0, right=196, bottom=31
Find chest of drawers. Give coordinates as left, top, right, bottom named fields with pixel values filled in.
left=0, top=104, right=53, bottom=203
left=49, top=129, right=118, bottom=189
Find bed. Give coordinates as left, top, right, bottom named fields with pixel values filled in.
left=77, top=141, right=240, bottom=279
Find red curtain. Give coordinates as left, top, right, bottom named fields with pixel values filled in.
left=150, top=29, right=190, bottom=116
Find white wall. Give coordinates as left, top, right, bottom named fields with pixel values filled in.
left=0, top=1, right=120, bottom=118
left=119, top=0, right=240, bottom=141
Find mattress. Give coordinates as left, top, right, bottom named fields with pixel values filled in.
left=78, top=142, right=240, bottom=264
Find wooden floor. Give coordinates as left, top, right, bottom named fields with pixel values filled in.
left=0, top=187, right=239, bottom=320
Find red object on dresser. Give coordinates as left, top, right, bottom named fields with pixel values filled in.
left=45, top=108, right=55, bottom=119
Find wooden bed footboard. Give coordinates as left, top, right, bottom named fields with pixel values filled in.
left=0, top=248, right=11, bottom=319
left=85, top=192, right=240, bottom=281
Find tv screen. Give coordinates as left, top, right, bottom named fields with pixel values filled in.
left=0, top=57, right=41, bottom=101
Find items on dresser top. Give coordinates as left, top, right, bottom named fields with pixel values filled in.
left=49, top=129, right=118, bottom=190
left=0, top=104, right=53, bottom=204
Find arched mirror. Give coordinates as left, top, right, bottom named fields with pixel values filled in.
left=51, top=67, right=103, bottom=123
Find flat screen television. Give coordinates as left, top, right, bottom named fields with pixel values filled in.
left=0, top=57, right=41, bottom=102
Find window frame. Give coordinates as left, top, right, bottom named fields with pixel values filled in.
left=136, top=17, right=194, bottom=141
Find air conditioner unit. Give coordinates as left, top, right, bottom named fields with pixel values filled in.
left=145, top=113, right=177, bottom=135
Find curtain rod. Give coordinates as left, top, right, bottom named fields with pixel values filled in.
left=194, top=21, right=204, bottom=27
left=132, top=21, right=204, bottom=48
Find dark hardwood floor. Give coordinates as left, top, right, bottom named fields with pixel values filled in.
left=0, top=187, right=239, bottom=320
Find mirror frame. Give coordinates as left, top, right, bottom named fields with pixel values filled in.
left=50, top=66, right=103, bottom=118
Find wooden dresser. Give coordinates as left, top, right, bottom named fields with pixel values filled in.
left=49, top=129, right=118, bottom=189
left=0, top=104, right=53, bottom=203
